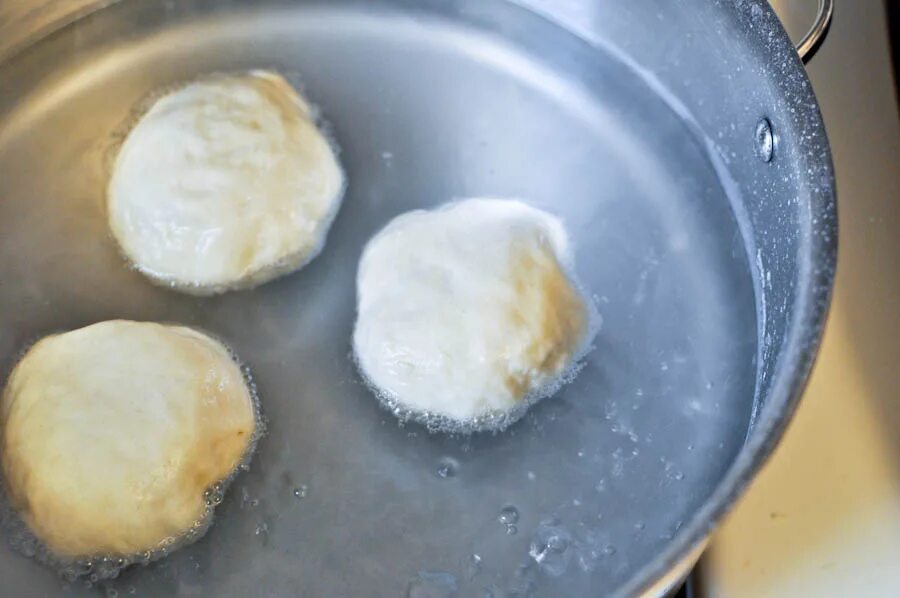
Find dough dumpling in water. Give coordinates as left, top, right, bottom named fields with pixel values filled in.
left=0, top=321, right=258, bottom=559
left=108, top=70, right=345, bottom=294
left=353, top=198, right=595, bottom=429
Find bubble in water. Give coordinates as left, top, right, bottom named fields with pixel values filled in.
left=506, top=525, right=518, bottom=536
left=435, top=458, right=459, bottom=479
left=498, top=505, right=519, bottom=526
left=634, top=521, right=646, bottom=531
left=407, top=571, right=459, bottom=598
left=603, top=544, right=617, bottom=556
left=529, top=520, right=572, bottom=577
left=465, top=553, right=482, bottom=580
left=575, top=530, right=603, bottom=572
left=106, top=588, right=119, bottom=598
left=293, top=485, right=309, bottom=499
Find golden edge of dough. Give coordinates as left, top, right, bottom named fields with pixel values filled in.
left=0, top=320, right=260, bottom=560
left=105, top=70, right=347, bottom=296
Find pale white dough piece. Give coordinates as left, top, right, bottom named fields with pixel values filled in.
left=353, top=198, right=593, bottom=425
left=108, top=71, right=345, bottom=294
left=0, top=321, right=257, bottom=558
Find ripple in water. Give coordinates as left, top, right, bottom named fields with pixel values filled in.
left=498, top=505, right=520, bottom=535
left=407, top=571, right=459, bottom=598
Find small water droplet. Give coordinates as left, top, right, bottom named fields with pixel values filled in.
left=635, top=521, right=645, bottom=531
left=527, top=471, right=536, bottom=481
left=506, top=525, right=518, bottom=535
left=293, top=484, right=308, bottom=499
left=529, top=521, right=572, bottom=576
left=603, top=544, right=617, bottom=556
left=435, top=457, right=458, bottom=479
left=465, top=554, right=482, bottom=580
left=498, top=505, right=519, bottom=525
left=674, top=472, right=685, bottom=481
left=547, top=535, right=569, bottom=552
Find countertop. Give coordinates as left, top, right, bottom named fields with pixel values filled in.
left=698, top=1, right=900, bottom=595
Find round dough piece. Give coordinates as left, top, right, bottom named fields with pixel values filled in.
left=0, top=321, right=257, bottom=558
left=108, top=70, right=345, bottom=294
left=353, top=198, right=593, bottom=427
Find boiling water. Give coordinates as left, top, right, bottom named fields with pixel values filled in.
left=0, top=1, right=758, bottom=595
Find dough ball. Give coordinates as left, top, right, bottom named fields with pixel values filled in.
left=108, top=70, right=345, bottom=294
left=353, top=198, right=594, bottom=428
left=0, top=321, right=258, bottom=559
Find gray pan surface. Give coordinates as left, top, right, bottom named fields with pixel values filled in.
left=0, top=0, right=834, bottom=596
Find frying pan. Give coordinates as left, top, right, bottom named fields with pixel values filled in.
left=0, top=0, right=837, bottom=595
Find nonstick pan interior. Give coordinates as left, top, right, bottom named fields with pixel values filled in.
left=0, top=1, right=759, bottom=595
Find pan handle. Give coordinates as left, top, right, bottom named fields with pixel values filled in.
left=794, top=0, right=834, bottom=63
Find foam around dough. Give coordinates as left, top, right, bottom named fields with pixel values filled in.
left=0, top=321, right=257, bottom=558
left=108, top=71, right=345, bottom=294
left=353, top=198, right=593, bottom=425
